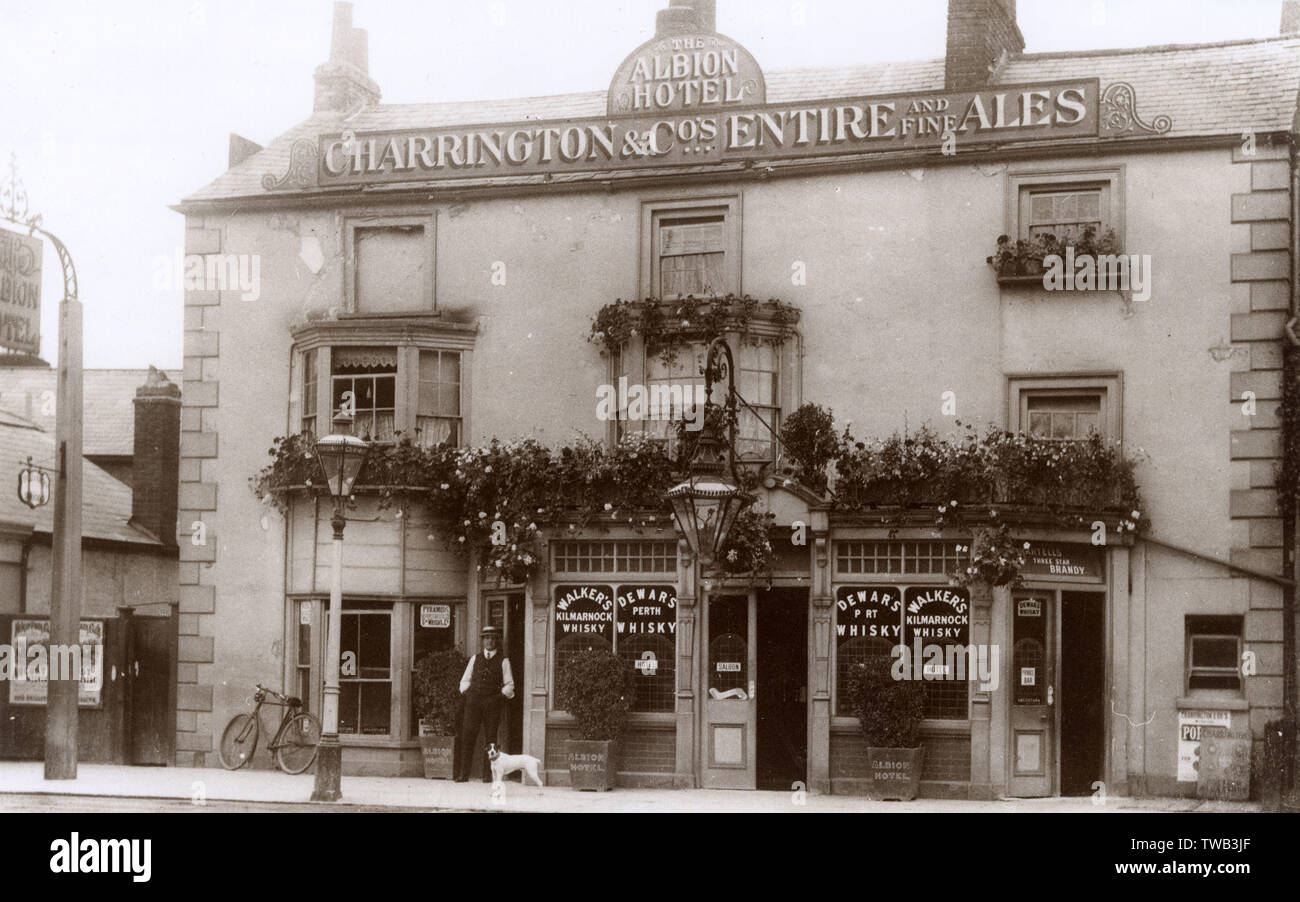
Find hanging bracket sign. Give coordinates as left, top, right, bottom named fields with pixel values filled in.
left=0, top=225, right=42, bottom=355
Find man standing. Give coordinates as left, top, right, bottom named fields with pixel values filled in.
left=455, top=625, right=515, bottom=782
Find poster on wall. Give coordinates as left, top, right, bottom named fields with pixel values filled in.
left=1177, top=709, right=1232, bottom=782
left=835, top=586, right=903, bottom=641
left=7, top=620, right=105, bottom=707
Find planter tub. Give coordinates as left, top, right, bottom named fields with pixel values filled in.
left=418, top=732, right=457, bottom=780
left=865, top=746, right=926, bottom=801
left=566, top=739, right=616, bottom=791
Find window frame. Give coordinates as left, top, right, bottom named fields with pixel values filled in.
left=290, top=319, right=475, bottom=448
left=640, top=196, right=741, bottom=300
left=1005, top=167, right=1125, bottom=248
left=343, top=213, right=438, bottom=316
left=1185, top=616, right=1244, bottom=695
left=1007, top=374, right=1123, bottom=445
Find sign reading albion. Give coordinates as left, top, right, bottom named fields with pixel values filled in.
left=317, top=79, right=1099, bottom=187
left=0, top=225, right=42, bottom=355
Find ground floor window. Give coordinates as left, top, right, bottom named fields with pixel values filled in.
left=833, top=582, right=971, bottom=720
left=553, top=582, right=678, bottom=714
left=291, top=596, right=466, bottom=741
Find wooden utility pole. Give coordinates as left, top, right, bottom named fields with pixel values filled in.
left=44, top=296, right=83, bottom=779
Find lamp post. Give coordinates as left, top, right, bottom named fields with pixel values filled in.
left=667, top=337, right=753, bottom=565
left=310, top=415, right=368, bottom=802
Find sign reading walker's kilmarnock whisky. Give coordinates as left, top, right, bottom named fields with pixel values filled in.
left=0, top=225, right=42, bottom=355
left=315, top=79, right=1100, bottom=187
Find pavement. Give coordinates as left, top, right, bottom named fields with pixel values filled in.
left=0, top=762, right=1266, bottom=813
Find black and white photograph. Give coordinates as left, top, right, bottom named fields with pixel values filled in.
left=0, top=0, right=1294, bottom=886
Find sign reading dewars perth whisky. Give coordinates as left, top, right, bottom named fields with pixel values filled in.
left=307, top=32, right=1105, bottom=189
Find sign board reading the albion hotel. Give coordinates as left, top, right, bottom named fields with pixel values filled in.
left=302, top=30, right=1110, bottom=190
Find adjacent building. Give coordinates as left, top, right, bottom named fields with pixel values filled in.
left=174, top=0, right=1300, bottom=797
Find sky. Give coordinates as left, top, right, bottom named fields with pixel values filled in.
left=0, top=0, right=1289, bottom=368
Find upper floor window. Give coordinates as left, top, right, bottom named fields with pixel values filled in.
left=1006, top=168, right=1124, bottom=246
left=642, top=197, right=740, bottom=299
left=292, top=319, right=474, bottom=447
left=1008, top=375, right=1121, bottom=444
left=345, top=214, right=436, bottom=315
left=418, top=349, right=462, bottom=447
left=332, top=347, right=398, bottom=443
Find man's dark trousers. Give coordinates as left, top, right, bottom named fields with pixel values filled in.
left=458, top=692, right=502, bottom=782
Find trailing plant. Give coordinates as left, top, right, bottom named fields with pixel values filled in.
left=850, top=654, right=925, bottom=749
left=834, top=422, right=1147, bottom=533
left=555, top=648, right=637, bottom=742
left=714, top=509, right=777, bottom=583
left=588, top=295, right=799, bottom=365
left=987, top=226, right=1121, bottom=278
left=413, top=647, right=468, bottom=736
left=779, top=403, right=838, bottom=492
left=950, top=524, right=1030, bottom=589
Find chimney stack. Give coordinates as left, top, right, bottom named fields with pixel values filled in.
left=945, top=0, right=1024, bottom=89
left=1283, top=0, right=1300, bottom=34
left=656, top=1, right=715, bottom=37
left=313, top=2, right=381, bottom=114
left=131, top=367, right=181, bottom=549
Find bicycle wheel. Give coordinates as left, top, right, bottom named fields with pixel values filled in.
left=274, top=713, right=322, bottom=775
left=219, top=713, right=259, bottom=770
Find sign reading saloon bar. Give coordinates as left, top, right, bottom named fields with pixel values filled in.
left=316, top=78, right=1099, bottom=187
left=0, top=225, right=42, bottom=355
left=554, top=585, right=614, bottom=641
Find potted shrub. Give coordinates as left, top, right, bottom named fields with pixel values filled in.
left=850, top=655, right=927, bottom=800
left=413, top=647, right=467, bottom=780
left=555, top=648, right=637, bottom=791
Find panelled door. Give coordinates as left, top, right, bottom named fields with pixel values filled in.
left=1009, top=592, right=1055, bottom=797
left=701, top=592, right=757, bottom=789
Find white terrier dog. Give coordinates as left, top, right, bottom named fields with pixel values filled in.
left=487, top=743, right=544, bottom=788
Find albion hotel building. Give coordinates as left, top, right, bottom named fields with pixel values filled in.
left=173, top=0, right=1300, bottom=797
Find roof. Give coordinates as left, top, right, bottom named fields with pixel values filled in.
left=183, top=36, right=1300, bottom=204
left=0, top=419, right=161, bottom=546
left=0, top=367, right=177, bottom=458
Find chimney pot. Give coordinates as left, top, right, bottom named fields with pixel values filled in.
left=314, top=1, right=381, bottom=114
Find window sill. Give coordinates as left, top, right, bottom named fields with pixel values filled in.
left=339, top=735, right=419, bottom=749
left=1176, top=695, right=1248, bottom=711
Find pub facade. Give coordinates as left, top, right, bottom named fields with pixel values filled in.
left=175, top=0, right=1300, bottom=797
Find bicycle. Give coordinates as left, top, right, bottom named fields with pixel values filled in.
left=218, top=683, right=322, bottom=774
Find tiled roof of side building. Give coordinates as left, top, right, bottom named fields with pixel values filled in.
left=0, top=420, right=162, bottom=546
left=0, top=368, right=178, bottom=459
left=182, top=36, right=1300, bottom=204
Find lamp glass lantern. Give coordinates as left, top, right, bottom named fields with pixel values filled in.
left=314, top=416, right=369, bottom=500
left=666, top=395, right=751, bottom=566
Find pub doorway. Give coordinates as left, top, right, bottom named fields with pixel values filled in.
left=756, top=588, right=807, bottom=791
left=1059, top=591, right=1105, bottom=795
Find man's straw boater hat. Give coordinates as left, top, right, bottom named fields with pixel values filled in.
left=480, top=626, right=503, bottom=637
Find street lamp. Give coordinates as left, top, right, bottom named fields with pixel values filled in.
left=667, top=337, right=752, bottom=566
left=310, top=414, right=368, bottom=802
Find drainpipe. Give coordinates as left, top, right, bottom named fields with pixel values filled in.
left=18, top=534, right=31, bottom=614
left=1287, top=133, right=1300, bottom=805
